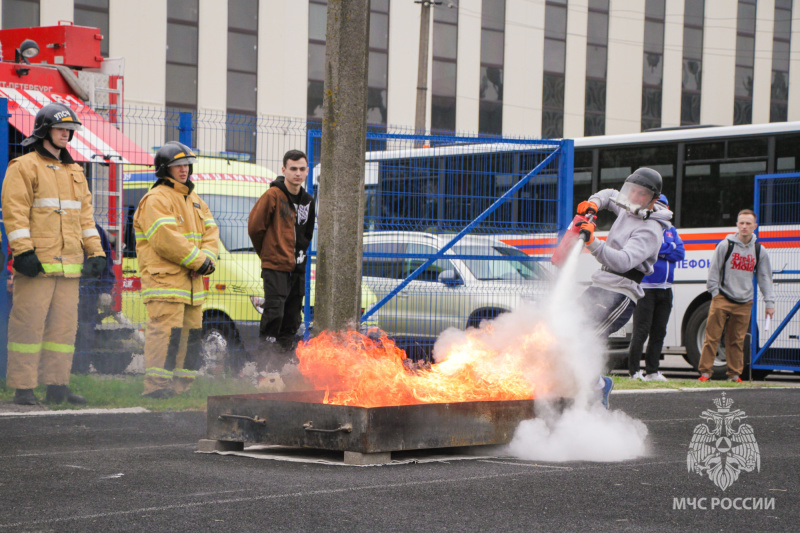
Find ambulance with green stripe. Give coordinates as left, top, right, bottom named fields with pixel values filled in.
left=121, top=156, right=376, bottom=372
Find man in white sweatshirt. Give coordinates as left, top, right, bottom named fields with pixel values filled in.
left=698, top=209, right=775, bottom=382
left=575, top=168, right=673, bottom=408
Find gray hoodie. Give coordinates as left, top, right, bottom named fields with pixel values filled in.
left=586, top=189, right=673, bottom=302
left=707, top=233, right=775, bottom=308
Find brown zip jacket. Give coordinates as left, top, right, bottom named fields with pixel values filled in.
left=1, top=145, right=104, bottom=277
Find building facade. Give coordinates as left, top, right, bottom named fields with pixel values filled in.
left=1, top=0, right=798, bottom=149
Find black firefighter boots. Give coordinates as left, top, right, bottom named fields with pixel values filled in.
left=45, top=385, right=87, bottom=405
left=13, top=389, right=39, bottom=405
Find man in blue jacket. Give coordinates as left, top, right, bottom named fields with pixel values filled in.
left=627, top=195, right=685, bottom=381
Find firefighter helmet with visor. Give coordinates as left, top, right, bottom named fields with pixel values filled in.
left=154, top=142, right=197, bottom=178
left=615, top=167, right=663, bottom=215
left=21, top=103, right=82, bottom=147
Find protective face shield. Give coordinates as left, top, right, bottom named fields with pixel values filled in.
left=614, top=182, right=657, bottom=218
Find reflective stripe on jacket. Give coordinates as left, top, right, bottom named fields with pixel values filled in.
left=1, top=147, right=104, bottom=277
left=133, top=177, right=219, bottom=305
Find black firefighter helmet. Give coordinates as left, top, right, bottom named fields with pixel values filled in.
left=624, top=167, right=663, bottom=199
left=21, top=102, right=82, bottom=147
left=154, top=141, right=197, bottom=178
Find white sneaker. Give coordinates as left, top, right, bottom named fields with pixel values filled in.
left=630, top=370, right=645, bottom=380
left=644, top=371, right=668, bottom=382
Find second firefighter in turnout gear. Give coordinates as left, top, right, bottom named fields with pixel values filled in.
left=2, top=102, right=105, bottom=405
left=133, top=142, right=219, bottom=398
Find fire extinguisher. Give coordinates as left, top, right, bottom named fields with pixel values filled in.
left=550, top=210, right=596, bottom=267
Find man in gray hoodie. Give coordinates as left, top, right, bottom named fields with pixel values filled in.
left=698, top=209, right=775, bottom=382
left=575, top=168, right=674, bottom=408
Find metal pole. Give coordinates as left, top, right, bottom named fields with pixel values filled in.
left=414, top=0, right=435, bottom=137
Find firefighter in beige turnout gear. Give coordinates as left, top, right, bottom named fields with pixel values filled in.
left=2, top=102, right=107, bottom=405
left=133, top=142, right=219, bottom=398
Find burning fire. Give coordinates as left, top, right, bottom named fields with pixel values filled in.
left=296, top=325, right=556, bottom=407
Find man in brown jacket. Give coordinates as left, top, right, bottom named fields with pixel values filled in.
left=248, top=149, right=315, bottom=370
left=2, top=103, right=106, bottom=405
left=133, top=142, right=219, bottom=398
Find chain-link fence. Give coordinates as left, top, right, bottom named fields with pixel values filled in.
left=1, top=96, right=572, bottom=375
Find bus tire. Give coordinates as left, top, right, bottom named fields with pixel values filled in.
left=684, top=302, right=771, bottom=380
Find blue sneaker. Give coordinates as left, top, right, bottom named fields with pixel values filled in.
left=601, top=376, right=613, bottom=410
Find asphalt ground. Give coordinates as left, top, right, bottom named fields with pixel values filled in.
left=0, top=385, right=798, bottom=533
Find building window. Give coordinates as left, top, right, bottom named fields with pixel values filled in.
left=641, top=0, right=665, bottom=131
left=681, top=0, right=704, bottom=125
left=733, top=0, right=756, bottom=125
left=307, top=0, right=327, bottom=123
left=368, top=0, right=390, bottom=126
left=431, top=4, right=458, bottom=132
left=74, top=0, right=109, bottom=57
left=479, top=0, right=504, bottom=135
left=308, top=1, right=389, bottom=127
left=584, top=0, right=609, bottom=136
left=226, top=0, right=258, bottom=160
left=1, top=0, right=39, bottom=29
left=771, top=0, right=793, bottom=122
left=542, top=0, right=567, bottom=138
left=165, top=0, right=199, bottom=142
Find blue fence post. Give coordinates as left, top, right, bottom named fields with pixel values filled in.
left=557, top=139, right=574, bottom=236
left=0, top=98, right=10, bottom=378
left=304, top=127, right=318, bottom=340
left=178, top=111, right=194, bottom=148
left=751, top=174, right=762, bottom=369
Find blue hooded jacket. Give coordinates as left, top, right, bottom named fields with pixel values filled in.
left=641, top=225, right=685, bottom=288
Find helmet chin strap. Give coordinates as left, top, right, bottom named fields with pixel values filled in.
left=613, top=197, right=655, bottom=220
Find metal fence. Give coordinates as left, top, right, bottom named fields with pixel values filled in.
left=752, top=172, right=800, bottom=373
left=0, top=97, right=571, bottom=375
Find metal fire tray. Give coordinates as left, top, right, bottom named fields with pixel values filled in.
left=201, top=391, right=538, bottom=465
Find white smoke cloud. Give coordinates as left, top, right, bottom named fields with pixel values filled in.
left=434, top=240, right=650, bottom=462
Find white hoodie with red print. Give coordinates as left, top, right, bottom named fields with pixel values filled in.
left=707, top=233, right=775, bottom=308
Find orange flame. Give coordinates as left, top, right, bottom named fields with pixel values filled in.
left=296, top=325, right=556, bottom=407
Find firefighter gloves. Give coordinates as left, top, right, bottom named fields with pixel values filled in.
left=196, top=257, right=216, bottom=276
left=83, top=256, right=107, bottom=278
left=577, top=201, right=598, bottom=216
left=14, top=250, right=45, bottom=277
left=579, top=221, right=596, bottom=244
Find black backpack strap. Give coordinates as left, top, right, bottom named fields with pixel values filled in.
left=754, top=241, right=761, bottom=274
left=720, top=240, right=734, bottom=288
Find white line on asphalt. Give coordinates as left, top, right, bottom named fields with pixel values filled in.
left=478, top=460, right=573, bottom=470
left=0, top=407, right=150, bottom=417
left=0, top=443, right=195, bottom=459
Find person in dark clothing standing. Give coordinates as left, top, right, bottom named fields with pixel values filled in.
left=73, top=223, right=117, bottom=374
left=627, top=195, right=685, bottom=381
left=248, top=150, right=316, bottom=370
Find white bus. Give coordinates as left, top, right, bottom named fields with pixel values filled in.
left=348, top=122, right=800, bottom=378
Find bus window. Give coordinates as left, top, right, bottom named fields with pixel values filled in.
left=681, top=160, right=766, bottom=228
left=596, top=144, right=676, bottom=229
left=776, top=134, right=800, bottom=172
left=573, top=149, right=593, bottom=216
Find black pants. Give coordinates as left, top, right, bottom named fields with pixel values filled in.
left=260, top=268, right=305, bottom=351
left=628, top=288, right=673, bottom=375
